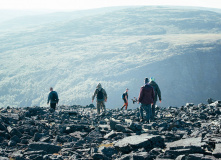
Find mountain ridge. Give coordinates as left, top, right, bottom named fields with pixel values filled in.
left=0, top=6, right=220, bottom=108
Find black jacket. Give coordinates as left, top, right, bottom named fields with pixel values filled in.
left=149, top=81, right=161, bottom=102
left=47, top=91, right=59, bottom=104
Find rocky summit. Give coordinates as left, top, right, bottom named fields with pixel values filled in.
left=0, top=99, right=220, bottom=160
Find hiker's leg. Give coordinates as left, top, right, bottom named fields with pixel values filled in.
left=102, top=101, right=106, bottom=113
left=151, top=102, right=156, bottom=120
left=125, top=102, right=128, bottom=110
left=139, top=104, right=144, bottom=120
left=121, top=99, right=126, bottom=110
left=101, top=101, right=106, bottom=112
left=145, top=104, right=151, bottom=123
left=97, top=101, right=101, bottom=115
left=50, top=103, right=56, bottom=112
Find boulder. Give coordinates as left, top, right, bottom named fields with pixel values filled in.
left=104, top=130, right=123, bottom=139
left=98, top=145, right=118, bottom=157
left=28, top=142, right=62, bottom=154
left=10, top=135, right=21, bottom=143
left=213, top=143, right=221, bottom=158
left=0, top=123, right=7, bottom=131
left=128, top=122, right=142, bottom=131
left=164, top=137, right=209, bottom=159
left=166, top=137, right=207, bottom=151
left=114, top=134, right=165, bottom=153
left=110, top=119, right=121, bottom=130
left=7, top=126, right=22, bottom=138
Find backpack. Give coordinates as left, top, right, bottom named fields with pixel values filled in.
left=122, top=93, right=125, bottom=99
left=122, top=92, right=128, bottom=99
left=51, top=91, right=58, bottom=101
left=97, top=89, right=104, bottom=99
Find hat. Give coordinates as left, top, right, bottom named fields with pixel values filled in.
left=145, top=78, right=149, bottom=84
left=126, top=88, right=129, bottom=90
left=150, top=77, right=155, bottom=82
left=97, top=83, right=102, bottom=88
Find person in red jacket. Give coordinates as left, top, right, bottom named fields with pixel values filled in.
left=138, top=78, right=155, bottom=123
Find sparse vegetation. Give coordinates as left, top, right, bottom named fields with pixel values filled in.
left=0, top=6, right=220, bottom=108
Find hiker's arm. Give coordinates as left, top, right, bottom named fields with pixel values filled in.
left=56, top=92, right=59, bottom=104
left=47, top=93, right=51, bottom=104
left=151, top=88, right=155, bottom=102
left=92, top=89, right=97, bottom=102
left=103, top=89, right=107, bottom=101
left=138, top=87, right=143, bottom=103
left=157, top=85, right=162, bottom=101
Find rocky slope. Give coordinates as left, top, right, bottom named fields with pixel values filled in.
left=0, top=98, right=220, bottom=159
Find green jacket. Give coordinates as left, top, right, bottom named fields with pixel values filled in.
left=149, top=81, right=161, bottom=102
left=92, top=88, right=107, bottom=102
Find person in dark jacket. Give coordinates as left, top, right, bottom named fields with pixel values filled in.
left=138, top=78, right=154, bottom=123
left=149, top=77, right=161, bottom=120
left=92, top=83, right=107, bottom=115
left=47, top=87, right=59, bottom=111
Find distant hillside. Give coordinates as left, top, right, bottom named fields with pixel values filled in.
left=0, top=6, right=221, bottom=108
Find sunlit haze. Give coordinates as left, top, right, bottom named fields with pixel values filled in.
left=0, top=0, right=221, bottom=10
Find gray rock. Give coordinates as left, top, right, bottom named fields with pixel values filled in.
left=7, top=126, right=22, bottom=138
left=149, top=148, right=163, bottom=159
left=164, top=137, right=208, bottom=159
left=129, top=122, right=142, bottom=131
left=0, top=123, right=7, bottom=131
left=115, top=124, right=133, bottom=133
left=8, top=140, right=17, bottom=146
left=166, top=137, right=207, bottom=149
left=104, top=130, right=123, bottom=139
left=92, top=153, right=108, bottom=160
left=33, top=132, right=44, bottom=142
left=98, top=145, right=117, bottom=157
left=114, top=134, right=165, bottom=153
left=175, top=155, right=186, bottom=160
left=117, top=151, right=150, bottom=160
left=28, top=142, right=62, bottom=154
left=10, top=135, right=21, bottom=143
left=188, top=154, right=217, bottom=160
left=40, top=136, right=51, bottom=142
left=213, top=143, right=221, bottom=158
left=110, top=119, right=121, bottom=130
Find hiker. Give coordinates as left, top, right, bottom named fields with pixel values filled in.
left=149, top=77, right=162, bottom=120
left=138, top=78, right=154, bottom=123
left=121, top=88, right=129, bottom=110
left=47, top=87, right=59, bottom=112
left=92, top=83, right=107, bottom=115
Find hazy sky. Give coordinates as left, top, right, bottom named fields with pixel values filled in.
left=0, top=0, right=221, bottom=10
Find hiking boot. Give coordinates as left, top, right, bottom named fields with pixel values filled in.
left=146, top=120, right=150, bottom=124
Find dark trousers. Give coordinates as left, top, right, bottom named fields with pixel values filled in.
left=140, top=104, right=151, bottom=122
left=151, top=101, right=156, bottom=120
left=50, top=103, right=56, bottom=110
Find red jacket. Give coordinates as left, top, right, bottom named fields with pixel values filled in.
left=138, top=84, right=154, bottom=105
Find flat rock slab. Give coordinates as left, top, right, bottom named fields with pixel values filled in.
left=166, top=137, right=207, bottom=150
left=213, top=143, right=221, bottom=158
left=28, top=142, right=61, bottom=154
left=165, top=137, right=208, bottom=158
left=114, top=134, right=165, bottom=153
